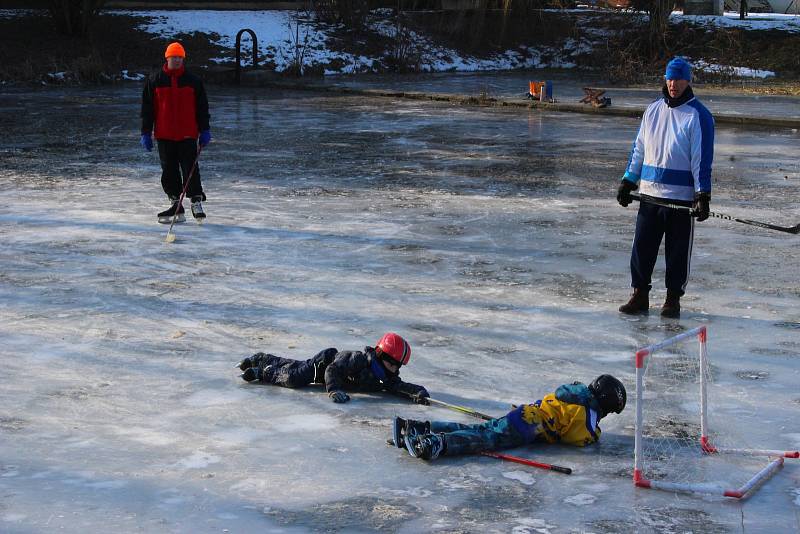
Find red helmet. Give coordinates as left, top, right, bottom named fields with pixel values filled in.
left=376, top=332, right=411, bottom=365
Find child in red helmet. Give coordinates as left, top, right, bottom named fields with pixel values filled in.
left=392, top=375, right=626, bottom=461
left=238, top=333, right=429, bottom=404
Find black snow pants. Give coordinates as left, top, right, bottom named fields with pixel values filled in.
left=253, top=348, right=338, bottom=388
left=630, top=199, right=694, bottom=295
left=157, top=138, right=205, bottom=201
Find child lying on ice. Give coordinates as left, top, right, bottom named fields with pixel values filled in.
left=238, top=332, right=429, bottom=404
left=391, top=375, right=626, bottom=460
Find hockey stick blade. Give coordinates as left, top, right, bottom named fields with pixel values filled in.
left=481, top=451, right=572, bottom=474
left=630, top=193, right=800, bottom=235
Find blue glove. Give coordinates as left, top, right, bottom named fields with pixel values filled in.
left=329, top=390, right=350, bottom=403
left=140, top=133, right=153, bottom=152
left=199, top=130, right=211, bottom=147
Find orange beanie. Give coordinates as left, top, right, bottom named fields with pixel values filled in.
left=164, top=42, right=186, bottom=59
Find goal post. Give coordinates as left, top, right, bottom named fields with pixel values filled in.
left=633, top=325, right=798, bottom=499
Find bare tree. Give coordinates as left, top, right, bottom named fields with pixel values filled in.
left=48, top=0, right=106, bottom=37
left=631, top=0, right=675, bottom=56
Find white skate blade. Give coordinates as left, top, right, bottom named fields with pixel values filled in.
left=158, top=214, right=186, bottom=224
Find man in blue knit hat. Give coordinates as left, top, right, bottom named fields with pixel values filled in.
left=616, top=57, right=714, bottom=318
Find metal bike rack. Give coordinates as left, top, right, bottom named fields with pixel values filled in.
left=235, top=28, right=258, bottom=85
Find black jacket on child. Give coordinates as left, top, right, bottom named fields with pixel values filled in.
left=242, top=346, right=428, bottom=402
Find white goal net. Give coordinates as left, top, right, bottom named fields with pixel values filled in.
left=633, top=326, right=798, bottom=498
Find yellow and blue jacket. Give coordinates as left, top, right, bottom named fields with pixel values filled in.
left=506, top=383, right=602, bottom=446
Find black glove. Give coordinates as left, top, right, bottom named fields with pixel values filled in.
left=616, top=179, right=638, bottom=207
left=329, top=390, right=350, bottom=403
left=412, top=390, right=430, bottom=405
left=692, top=192, right=711, bottom=222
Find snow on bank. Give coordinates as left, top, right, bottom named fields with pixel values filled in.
left=672, top=10, right=800, bottom=32
left=693, top=59, right=776, bottom=78
left=115, top=9, right=577, bottom=75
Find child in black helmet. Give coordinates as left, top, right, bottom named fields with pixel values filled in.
left=238, top=332, right=429, bottom=404
left=392, top=375, right=626, bottom=461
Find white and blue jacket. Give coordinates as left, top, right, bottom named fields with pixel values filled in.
left=623, top=87, right=714, bottom=202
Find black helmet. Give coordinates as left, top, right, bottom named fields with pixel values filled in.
left=589, top=374, right=626, bottom=416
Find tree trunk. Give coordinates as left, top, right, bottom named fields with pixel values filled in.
left=648, top=0, right=673, bottom=56
left=48, top=0, right=106, bottom=37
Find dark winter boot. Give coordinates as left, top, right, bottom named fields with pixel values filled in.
left=404, top=432, right=445, bottom=460
left=158, top=200, right=185, bottom=224
left=392, top=417, right=431, bottom=448
left=619, top=288, right=649, bottom=315
left=661, top=290, right=682, bottom=319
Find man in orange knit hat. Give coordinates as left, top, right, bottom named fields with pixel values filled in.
left=141, top=42, right=211, bottom=223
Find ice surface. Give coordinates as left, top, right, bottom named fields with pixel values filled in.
left=0, top=85, right=799, bottom=532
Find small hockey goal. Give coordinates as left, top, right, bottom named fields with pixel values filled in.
left=633, top=325, right=798, bottom=499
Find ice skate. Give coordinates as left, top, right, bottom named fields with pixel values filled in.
left=191, top=197, right=206, bottom=223
left=392, top=417, right=430, bottom=448
left=158, top=201, right=185, bottom=224
left=404, top=432, right=445, bottom=460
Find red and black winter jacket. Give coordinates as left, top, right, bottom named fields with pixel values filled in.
left=141, top=65, right=210, bottom=141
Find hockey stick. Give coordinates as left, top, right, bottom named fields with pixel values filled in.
left=630, top=193, right=800, bottom=235
left=165, top=144, right=204, bottom=244
left=481, top=452, right=572, bottom=474
left=385, top=438, right=572, bottom=474
left=426, top=397, right=572, bottom=474
left=426, top=397, right=494, bottom=421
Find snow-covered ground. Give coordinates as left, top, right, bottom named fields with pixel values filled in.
left=119, top=8, right=582, bottom=74
left=117, top=9, right=800, bottom=75
left=3, top=8, right=799, bottom=77
left=0, top=85, right=799, bottom=532
left=675, top=10, right=800, bottom=31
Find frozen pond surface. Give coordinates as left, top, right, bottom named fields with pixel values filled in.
left=327, top=71, right=800, bottom=120
left=0, top=84, right=799, bottom=533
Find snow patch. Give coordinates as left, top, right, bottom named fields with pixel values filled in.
left=693, top=60, right=776, bottom=79
left=564, top=493, right=597, bottom=505
left=513, top=517, right=557, bottom=534
left=176, top=450, right=221, bottom=469
left=112, top=9, right=578, bottom=75
left=121, top=70, right=145, bottom=81
left=674, top=11, right=800, bottom=33
left=502, top=470, right=537, bottom=485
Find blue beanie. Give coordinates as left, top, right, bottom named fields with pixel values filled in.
left=665, top=57, right=692, bottom=81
